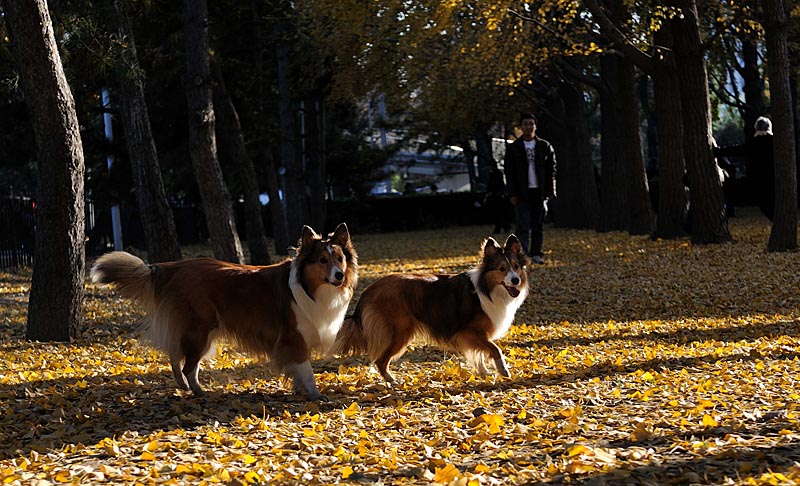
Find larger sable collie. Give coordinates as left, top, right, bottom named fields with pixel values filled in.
left=333, top=234, right=528, bottom=383
left=90, top=223, right=357, bottom=399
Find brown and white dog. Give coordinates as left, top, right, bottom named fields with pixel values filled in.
left=90, top=223, right=357, bottom=399
left=333, top=234, right=528, bottom=384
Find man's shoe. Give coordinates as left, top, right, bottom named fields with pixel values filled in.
left=532, top=255, right=545, bottom=265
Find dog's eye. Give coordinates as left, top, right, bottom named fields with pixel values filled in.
left=513, top=263, right=519, bottom=270
left=499, top=266, right=506, bottom=272
left=319, top=257, right=328, bottom=264
left=338, top=256, right=344, bottom=263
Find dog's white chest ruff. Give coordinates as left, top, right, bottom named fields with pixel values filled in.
left=290, top=264, right=351, bottom=353
left=468, top=269, right=528, bottom=340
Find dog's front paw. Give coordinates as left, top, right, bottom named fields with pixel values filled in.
left=305, top=391, right=330, bottom=402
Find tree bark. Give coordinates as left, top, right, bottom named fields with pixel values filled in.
left=740, top=38, right=766, bottom=141
left=211, top=61, right=272, bottom=264
left=275, top=17, right=304, bottom=239
left=598, top=53, right=628, bottom=232
left=3, top=0, right=85, bottom=341
left=583, top=0, right=686, bottom=238
left=668, top=0, right=732, bottom=244
left=651, top=23, right=688, bottom=239
left=618, top=56, right=653, bottom=235
left=764, top=0, right=797, bottom=251
left=306, top=99, right=327, bottom=231
left=183, top=0, right=244, bottom=263
left=114, top=0, right=182, bottom=263
left=249, top=0, right=289, bottom=255
left=557, top=82, right=599, bottom=229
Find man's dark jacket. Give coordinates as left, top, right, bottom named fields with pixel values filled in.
left=504, top=136, right=557, bottom=202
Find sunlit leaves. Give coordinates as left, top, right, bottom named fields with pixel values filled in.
left=1, top=213, right=800, bottom=483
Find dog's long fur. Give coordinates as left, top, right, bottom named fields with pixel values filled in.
left=90, top=223, right=357, bottom=399
left=333, top=235, right=528, bottom=383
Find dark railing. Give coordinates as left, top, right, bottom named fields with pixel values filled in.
left=0, top=195, right=35, bottom=269
left=1, top=192, right=495, bottom=269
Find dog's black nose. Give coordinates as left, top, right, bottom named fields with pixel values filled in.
left=511, top=277, right=520, bottom=286
left=335, top=271, right=344, bottom=281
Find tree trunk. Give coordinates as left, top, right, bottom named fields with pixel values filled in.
left=583, top=0, right=684, bottom=237
left=249, top=0, right=289, bottom=254
left=211, top=61, right=272, bottom=264
left=740, top=38, right=766, bottom=142
left=764, top=0, right=797, bottom=251
left=114, top=0, right=182, bottom=264
left=461, top=139, right=479, bottom=191
left=557, top=82, right=599, bottom=229
left=598, top=53, right=628, bottom=232
left=183, top=0, right=244, bottom=263
left=306, top=99, right=327, bottom=231
left=276, top=18, right=304, bottom=238
left=474, top=128, right=494, bottom=191
left=651, top=23, right=688, bottom=239
left=618, top=56, right=653, bottom=235
left=3, top=0, right=85, bottom=341
left=669, top=0, right=732, bottom=244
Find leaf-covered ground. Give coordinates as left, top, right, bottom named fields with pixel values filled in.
left=2, top=208, right=800, bottom=485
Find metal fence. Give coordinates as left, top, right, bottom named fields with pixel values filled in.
left=0, top=195, right=35, bottom=269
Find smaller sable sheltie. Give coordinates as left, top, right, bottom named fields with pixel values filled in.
left=333, top=234, right=529, bottom=383
left=90, top=223, right=357, bottom=399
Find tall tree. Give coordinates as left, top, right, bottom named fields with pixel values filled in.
left=183, top=0, right=244, bottom=263
left=211, top=60, right=272, bottom=264
left=583, top=0, right=688, bottom=238
left=764, top=0, right=797, bottom=251
left=556, top=82, right=600, bottom=229
left=114, top=0, right=182, bottom=263
left=668, top=0, right=732, bottom=243
left=248, top=0, right=290, bottom=255
left=2, top=0, right=85, bottom=341
left=275, top=13, right=305, bottom=239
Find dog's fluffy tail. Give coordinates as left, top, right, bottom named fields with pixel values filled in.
left=91, top=251, right=156, bottom=310
left=331, top=317, right=367, bottom=356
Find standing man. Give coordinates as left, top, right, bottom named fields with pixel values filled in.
left=504, top=112, right=557, bottom=264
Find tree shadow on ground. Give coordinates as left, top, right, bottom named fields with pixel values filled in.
left=0, top=362, right=354, bottom=461
left=508, top=319, right=800, bottom=352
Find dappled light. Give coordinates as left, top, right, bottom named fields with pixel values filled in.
left=0, top=210, right=799, bottom=484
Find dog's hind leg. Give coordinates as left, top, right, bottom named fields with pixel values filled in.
left=170, top=354, right=189, bottom=390
left=373, top=340, right=408, bottom=385
left=180, top=329, right=213, bottom=395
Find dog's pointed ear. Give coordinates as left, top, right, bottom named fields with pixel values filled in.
left=331, top=222, right=350, bottom=247
left=482, top=237, right=501, bottom=258
left=504, top=234, right=523, bottom=256
left=504, top=233, right=530, bottom=266
left=300, top=225, right=320, bottom=249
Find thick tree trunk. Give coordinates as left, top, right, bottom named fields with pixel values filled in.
left=3, top=0, right=85, bottom=341
left=114, top=0, right=182, bottom=264
left=764, top=0, right=798, bottom=251
left=598, top=53, right=627, bottom=232
left=183, top=0, right=244, bottom=263
left=211, top=62, right=272, bottom=264
left=652, top=23, right=688, bottom=239
left=619, top=57, right=653, bottom=235
left=556, top=83, right=599, bottom=229
left=249, top=0, right=289, bottom=254
left=669, top=0, right=732, bottom=244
